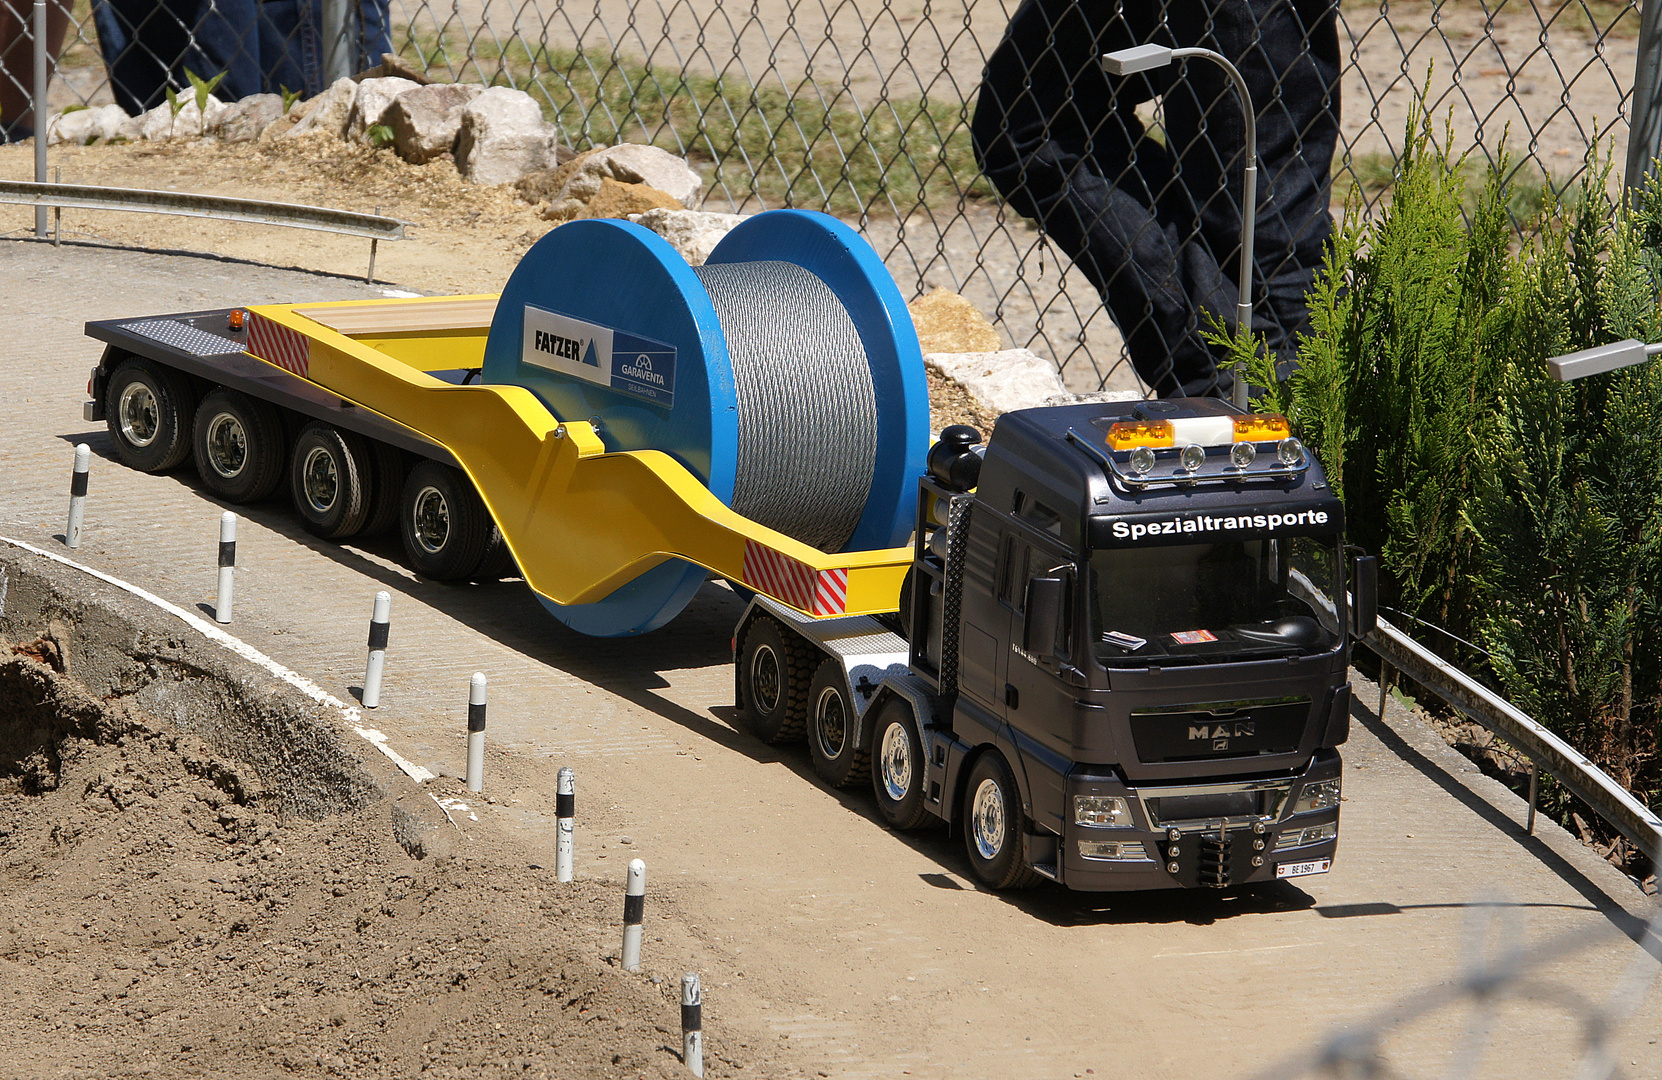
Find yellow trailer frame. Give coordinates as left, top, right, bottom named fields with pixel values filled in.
left=245, top=297, right=911, bottom=619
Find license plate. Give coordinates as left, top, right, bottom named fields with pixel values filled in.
left=1276, top=858, right=1332, bottom=879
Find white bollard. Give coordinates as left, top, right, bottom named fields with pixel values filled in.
left=214, top=512, right=236, bottom=624
left=681, top=973, right=703, bottom=1077
left=362, top=591, right=391, bottom=708
left=465, top=672, right=486, bottom=792
left=65, top=443, right=90, bottom=548
left=556, top=766, right=575, bottom=883
left=622, top=858, right=645, bottom=971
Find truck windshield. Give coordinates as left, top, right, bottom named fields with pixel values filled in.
left=1090, top=535, right=1343, bottom=667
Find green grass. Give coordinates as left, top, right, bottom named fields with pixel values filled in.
left=1339, top=148, right=1577, bottom=221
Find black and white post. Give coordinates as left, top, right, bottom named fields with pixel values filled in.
left=466, top=672, right=486, bottom=792
left=65, top=443, right=90, bottom=549
left=362, top=591, right=391, bottom=708
left=622, top=858, right=645, bottom=971
left=681, top=973, right=703, bottom=1077
left=556, top=766, right=575, bottom=883
left=215, top=512, right=236, bottom=624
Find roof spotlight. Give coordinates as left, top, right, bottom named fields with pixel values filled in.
left=1129, top=446, right=1157, bottom=474
left=1277, top=437, right=1305, bottom=466
left=1179, top=443, right=1207, bottom=472
left=1229, top=441, right=1257, bottom=469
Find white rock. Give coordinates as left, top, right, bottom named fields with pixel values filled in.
left=286, top=77, right=359, bottom=139
left=578, top=143, right=703, bottom=205
left=386, top=83, right=484, bottom=164
left=346, top=76, right=421, bottom=143
left=214, top=93, right=285, bottom=143
left=1042, top=389, right=1144, bottom=408
left=454, top=87, right=559, bottom=186
left=137, top=94, right=228, bottom=141
left=46, top=103, right=128, bottom=145
left=925, top=349, right=1071, bottom=417
left=629, top=208, right=749, bottom=265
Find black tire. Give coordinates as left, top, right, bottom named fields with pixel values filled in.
left=960, top=751, right=1043, bottom=890
left=871, top=697, right=931, bottom=829
left=289, top=422, right=373, bottom=539
left=472, top=527, right=519, bottom=580
left=192, top=388, right=286, bottom=502
left=105, top=357, right=196, bottom=472
left=737, top=617, right=810, bottom=744
left=399, top=460, right=493, bottom=580
left=358, top=441, right=406, bottom=538
left=807, top=658, right=869, bottom=788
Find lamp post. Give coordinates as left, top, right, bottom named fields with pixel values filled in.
left=1546, top=338, right=1662, bottom=381
left=1102, top=43, right=1258, bottom=408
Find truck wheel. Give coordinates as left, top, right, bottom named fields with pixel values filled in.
left=807, top=658, right=869, bottom=788
left=399, top=460, right=493, bottom=580
left=357, top=442, right=406, bottom=538
left=106, top=357, right=195, bottom=472
left=290, top=422, right=373, bottom=539
left=192, top=388, right=285, bottom=502
left=871, top=698, right=931, bottom=830
left=737, top=617, right=809, bottom=744
left=472, top=527, right=519, bottom=580
left=961, top=751, right=1042, bottom=890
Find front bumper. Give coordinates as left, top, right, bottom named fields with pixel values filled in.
left=1058, top=748, right=1342, bottom=891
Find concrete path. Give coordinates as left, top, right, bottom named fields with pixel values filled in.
left=1, top=236, right=1657, bottom=1079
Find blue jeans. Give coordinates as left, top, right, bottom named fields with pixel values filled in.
left=93, top=0, right=391, bottom=115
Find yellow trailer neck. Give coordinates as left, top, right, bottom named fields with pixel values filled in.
left=246, top=298, right=911, bottom=619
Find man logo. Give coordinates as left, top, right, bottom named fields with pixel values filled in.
left=1188, top=721, right=1256, bottom=742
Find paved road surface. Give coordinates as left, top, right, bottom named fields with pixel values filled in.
left=0, top=236, right=1657, bottom=1078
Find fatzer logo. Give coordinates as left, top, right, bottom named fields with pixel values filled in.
left=533, top=329, right=592, bottom=365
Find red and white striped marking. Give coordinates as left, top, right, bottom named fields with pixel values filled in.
left=742, top=540, right=849, bottom=616
left=246, top=312, right=311, bottom=378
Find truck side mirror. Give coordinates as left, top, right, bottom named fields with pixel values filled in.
left=1024, top=575, right=1066, bottom=662
left=1349, top=555, right=1378, bottom=638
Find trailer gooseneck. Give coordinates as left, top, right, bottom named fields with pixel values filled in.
left=83, top=210, right=1375, bottom=892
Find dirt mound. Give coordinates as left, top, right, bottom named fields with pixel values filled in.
left=0, top=643, right=762, bottom=1079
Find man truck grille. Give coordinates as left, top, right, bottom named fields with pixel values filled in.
left=1129, top=696, right=1311, bottom=763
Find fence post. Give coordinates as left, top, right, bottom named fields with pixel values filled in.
left=32, top=0, right=47, bottom=238
left=321, top=0, right=354, bottom=84
left=1626, top=0, right=1662, bottom=195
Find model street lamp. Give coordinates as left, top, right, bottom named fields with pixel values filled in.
left=1546, top=338, right=1662, bottom=380
left=1102, top=43, right=1258, bottom=408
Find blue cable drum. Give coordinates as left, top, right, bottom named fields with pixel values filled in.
left=480, top=210, right=929, bottom=637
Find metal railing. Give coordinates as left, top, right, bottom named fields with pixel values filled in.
left=1368, top=615, right=1662, bottom=868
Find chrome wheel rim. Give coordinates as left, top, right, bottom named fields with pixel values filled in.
left=301, top=446, right=340, bottom=514
left=748, top=643, right=781, bottom=715
left=204, top=413, right=248, bottom=478
left=118, top=382, right=159, bottom=448
left=880, top=721, right=912, bottom=801
left=412, top=486, right=450, bottom=554
left=971, top=777, right=1006, bottom=860
left=813, top=684, right=847, bottom=761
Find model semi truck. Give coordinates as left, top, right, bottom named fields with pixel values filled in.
left=80, top=210, right=1376, bottom=892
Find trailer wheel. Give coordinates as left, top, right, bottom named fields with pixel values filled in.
left=737, top=617, right=809, bottom=744
left=961, top=752, right=1042, bottom=890
left=357, top=442, right=406, bottom=538
left=290, top=422, right=373, bottom=539
left=871, top=698, right=931, bottom=830
left=192, top=388, right=286, bottom=502
left=399, top=461, right=493, bottom=580
left=106, top=357, right=195, bottom=472
left=472, top=527, right=520, bottom=580
left=807, top=658, right=869, bottom=788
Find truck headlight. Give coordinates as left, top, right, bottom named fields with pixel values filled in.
left=1079, top=840, right=1149, bottom=861
left=1291, top=778, right=1340, bottom=814
left=1074, top=795, right=1131, bottom=827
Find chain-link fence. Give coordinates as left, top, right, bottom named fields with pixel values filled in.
left=1, top=1, right=1654, bottom=392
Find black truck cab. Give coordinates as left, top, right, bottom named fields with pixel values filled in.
left=907, top=399, right=1371, bottom=891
